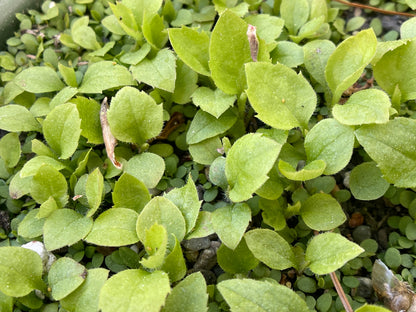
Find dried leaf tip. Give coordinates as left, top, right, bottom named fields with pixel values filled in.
left=100, top=97, right=122, bottom=170
left=247, top=24, right=259, bottom=62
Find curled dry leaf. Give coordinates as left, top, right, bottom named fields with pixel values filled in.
left=247, top=24, right=259, bottom=62
left=100, top=97, right=122, bottom=169
left=372, top=259, right=416, bottom=312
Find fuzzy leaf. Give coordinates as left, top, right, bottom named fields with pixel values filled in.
left=0, top=105, right=41, bottom=132
left=20, top=156, right=66, bottom=178
left=225, top=133, right=281, bottom=202
left=280, top=0, right=309, bottom=35
left=303, top=40, right=335, bottom=87
left=112, top=173, right=150, bottom=213
left=86, top=168, right=104, bottom=217
left=192, top=87, right=236, bottom=118
left=140, top=224, right=168, bottom=269
left=0, top=133, right=21, bottom=168
left=306, top=233, right=364, bottom=275
left=14, top=66, right=64, bottom=93
left=325, top=29, right=377, bottom=104
left=350, top=162, right=390, bottom=200
left=71, top=96, right=103, bottom=144
left=160, top=237, right=187, bottom=283
left=107, top=87, right=163, bottom=145
left=125, top=153, right=165, bottom=189
left=245, top=62, right=316, bottom=130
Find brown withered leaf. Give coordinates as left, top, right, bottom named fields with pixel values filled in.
left=247, top=24, right=259, bottom=62
left=100, top=97, right=122, bottom=169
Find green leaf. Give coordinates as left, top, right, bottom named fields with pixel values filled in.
left=186, top=211, right=215, bottom=239
left=30, top=165, right=68, bottom=208
left=260, top=198, right=286, bottom=231
left=355, top=304, right=391, bottom=312
left=125, top=153, right=165, bottom=188
left=107, top=87, right=163, bottom=145
left=17, top=209, right=44, bottom=239
left=20, top=156, right=66, bottom=178
left=72, top=17, right=101, bottom=50
left=333, top=89, right=391, bottom=125
left=373, top=38, right=416, bottom=102
left=0, top=133, right=21, bottom=167
left=192, top=87, right=236, bottom=118
left=113, top=173, right=150, bottom=213
left=0, top=247, right=45, bottom=297
left=271, top=41, right=304, bottom=68
left=43, top=103, right=81, bottom=159
left=140, top=224, right=168, bottom=269
left=9, top=172, right=32, bottom=199
left=79, top=61, right=135, bottom=94
left=300, top=193, right=346, bottom=231
left=164, top=176, right=202, bottom=234
left=306, top=232, right=364, bottom=274
left=168, top=26, right=210, bottom=76
left=14, top=66, right=64, bottom=93
left=278, top=159, right=326, bottom=181
left=189, top=136, right=223, bottom=165
left=0, top=291, right=13, bottom=312
left=108, top=2, right=141, bottom=41
left=61, top=268, right=109, bottom=312
left=58, top=63, right=77, bottom=87
left=212, top=203, right=251, bottom=250
left=161, top=237, right=187, bottom=283
left=120, top=43, right=151, bottom=65
left=303, top=40, right=335, bottom=87
left=37, top=196, right=59, bottom=218
left=218, top=279, right=309, bottom=312
left=225, top=133, right=281, bottom=202
left=349, top=162, right=390, bottom=200
left=49, top=86, right=78, bottom=109
left=244, top=14, right=284, bottom=44
left=217, top=238, right=259, bottom=274
left=142, top=13, right=168, bottom=50
left=44, top=209, right=93, bottom=251
left=325, top=28, right=377, bottom=104
left=48, top=257, right=87, bottom=300
left=137, top=197, right=186, bottom=249
left=85, top=168, right=104, bottom=217
left=99, top=270, right=170, bottom=312
left=123, top=0, right=163, bottom=28
left=355, top=118, right=416, bottom=187
left=130, top=49, right=176, bottom=92
left=186, top=109, right=237, bottom=144
left=162, top=272, right=208, bottom=312
left=0, top=104, right=41, bottom=132
left=245, top=62, right=316, bottom=130
left=280, top=0, right=309, bottom=35
left=209, top=10, right=251, bottom=95
left=245, top=229, right=296, bottom=270
left=305, top=118, right=355, bottom=175
left=401, top=17, right=416, bottom=39
left=85, top=208, right=139, bottom=246
left=290, top=16, right=328, bottom=43
left=172, top=60, right=198, bottom=104
left=70, top=97, right=103, bottom=144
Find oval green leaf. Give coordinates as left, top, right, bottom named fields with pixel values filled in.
left=217, top=238, right=259, bottom=274
left=107, top=87, right=163, bottom=145
left=350, top=162, right=390, bottom=200
left=278, top=159, right=326, bottom=181
left=0, top=104, right=41, bottom=132
left=14, top=66, right=65, bottom=93
left=20, top=156, right=66, bottom=178
left=306, top=232, right=364, bottom=275
left=112, top=173, right=150, bottom=213
left=303, top=40, right=336, bottom=87
left=71, top=96, right=103, bottom=144
left=140, top=223, right=168, bottom=270
left=305, top=118, right=354, bottom=175
left=0, top=132, right=21, bottom=167
left=125, top=152, right=165, bottom=189
left=244, top=229, right=296, bottom=270
left=245, top=62, right=317, bottom=130
left=300, top=193, right=346, bottom=231
left=191, top=87, right=236, bottom=118
left=85, top=208, right=139, bottom=246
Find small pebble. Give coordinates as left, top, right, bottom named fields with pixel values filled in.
left=182, top=237, right=211, bottom=251
left=352, top=225, right=372, bottom=244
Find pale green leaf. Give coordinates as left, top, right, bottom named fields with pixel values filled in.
left=0, top=104, right=41, bottom=132
left=333, top=89, right=391, bottom=125
left=72, top=20, right=101, bottom=50
left=400, top=16, right=416, bottom=39
left=271, top=41, right=304, bottom=68
left=140, top=224, right=168, bottom=269
left=350, top=162, right=390, bottom=200
left=355, top=304, right=391, bottom=312
left=70, top=96, right=103, bottom=144
left=209, top=10, right=251, bottom=95
left=137, top=197, right=186, bottom=249
left=112, top=173, right=150, bottom=213
left=192, top=87, right=236, bottom=118
left=172, top=60, right=198, bottom=104
left=225, top=133, right=281, bottom=202
left=86, top=168, right=104, bottom=217
left=48, top=257, right=87, bottom=300
left=44, top=209, right=93, bottom=251
left=355, top=118, right=416, bottom=187
left=164, top=176, right=202, bottom=234
left=160, top=237, right=187, bottom=283
left=30, top=165, right=68, bottom=208
left=278, top=159, right=326, bottom=181
left=107, top=87, right=163, bottom=145
left=305, top=118, right=354, bottom=175
left=14, top=66, right=64, bottom=93
left=325, top=29, right=377, bottom=104
left=0, top=133, right=21, bottom=167
left=58, top=63, right=77, bottom=87
left=373, top=38, right=416, bottom=102
left=125, top=153, right=165, bottom=188
left=142, top=13, right=168, bottom=50
left=217, top=238, right=259, bottom=274
left=17, top=209, right=44, bottom=239
left=303, top=40, right=335, bottom=87
left=300, top=193, right=346, bottom=231
left=43, top=103, right=81, bottom=159
left=218, top=279, right=309, bottom=312
left=99, top=270, right=170, bottom=312
left=212, top=203, right=251, bottom=250
left=0, top=247, right=45, bottom=297
left=20, top=156, right=66, bottom=178
left=130, top=49, right=176, bottom=92
left=9, top=172, right=32, bottom=199
left=168, top=26, right=210, bottom=76
left=186, top=109, right=237, bottom=144
left=120, top=43, right=151, bottom=65
left=162, top=272, right=208, bottom=312
left=245, top=62, right=316, bottom=130
left=245, top=229, right=296, bottom=270
left=189, top=136, right=223, bottom=165
left=306, top=232, right=364, bottom=275
left=186, top=211, right=215, bottom=239
left=79, top=61, right=135, bottom=94
left=244, top=14, right=284, bottom=44
left=61, top=268, right=109, bottom=312
left=85, top=208, right=139, bottom=246
left=280, top=0, right=309, bottom=35
left=49, top=86, right=78, bottom=109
